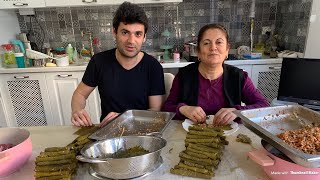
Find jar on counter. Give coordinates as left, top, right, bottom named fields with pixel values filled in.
left=1, top=44, right=17, bottom=68
left=53, top=47, right=66, bottom=55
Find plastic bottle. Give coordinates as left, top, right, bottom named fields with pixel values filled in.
left=73, top=47, right=79, bottom=63
left=66, top=43, right=74, bottom=63
left=1, top=44, right=17, bottom=68
left=173, top=47, right=180, bottom=63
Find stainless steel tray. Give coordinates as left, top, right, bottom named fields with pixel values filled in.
left=89, top=110, right=175, bottom=140
left=234, top=105, right=320, bottom=168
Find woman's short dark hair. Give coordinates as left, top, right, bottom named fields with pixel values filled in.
left=113, top=2, right=148, bottom=34
left=197, top=24, right=229, bottom=51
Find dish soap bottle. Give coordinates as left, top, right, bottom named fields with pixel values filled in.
left=66, top=43, right=74, bottom=63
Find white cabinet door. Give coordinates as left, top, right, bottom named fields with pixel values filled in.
left=96, top=0, right=132, bottom=5
left=45, top=0, right=69, bottom=7
left=251, top=64, right=282, bottom=103
left=0, top=73, right=53, bottom=127
left=66, top=0, right=131, bottom=6
left=134, top=0, right=182, bottom=4
left=45, top=72, right=100, bottom=125
left=0, top=97, right=8, bottom=127
left=0, top=0, right=45, bottom=9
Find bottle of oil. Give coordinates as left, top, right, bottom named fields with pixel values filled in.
left=254, top=35, right=265, bottom=54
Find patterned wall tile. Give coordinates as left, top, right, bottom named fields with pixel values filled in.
left=16, top=0, right=311, bottom=53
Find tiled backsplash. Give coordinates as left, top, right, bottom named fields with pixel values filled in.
left=16, top=0, right=312, bottom=54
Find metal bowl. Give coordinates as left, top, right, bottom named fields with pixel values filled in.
left=77, top=135, right=166, bottom=179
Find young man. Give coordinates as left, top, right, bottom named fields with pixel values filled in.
left=71, top=2, right=165, bottom=127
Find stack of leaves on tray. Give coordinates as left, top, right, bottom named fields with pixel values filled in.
left=170, top=124, right=229, bottom=179
left=34, top=126, right=98, bottom=180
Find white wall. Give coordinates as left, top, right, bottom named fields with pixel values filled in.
left=304, top=0, right=320, bottom=58
left=0, top=10, right=20, bottom=44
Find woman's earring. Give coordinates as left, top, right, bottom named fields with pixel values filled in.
left=198, top=58, right=201, bottom=61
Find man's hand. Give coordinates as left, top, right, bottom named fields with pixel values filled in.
left=100, top=112, right=120, bottom=127
left=179, top=105, right=206, bottom=123
left=213, top=108, right=237, bottom=125
left=71, top=109, right=92, bottom=127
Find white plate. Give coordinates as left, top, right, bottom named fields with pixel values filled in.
left=182, top=115, right=239, bottom=136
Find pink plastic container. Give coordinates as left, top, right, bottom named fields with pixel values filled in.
left=248, top=148, right=320, bottom=180
left=0, top=128, right=32, bottom=177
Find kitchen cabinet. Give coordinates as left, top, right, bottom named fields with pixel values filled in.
left=45, top=0, right=69, bottom=7
left=134, top=0, right=182, bottom=4
left=0, top=97, right=8, bottom=127
left=0, top=73, right=54, bottom=127
left=45, top=0, right=181, bottom=7
left=46, top=72, right=100, bottom=125
left=0, top=71, right=101, bottom=127
left=0, top=0, right=45, bottom=9
left=45, top=0, right=133, bottom=7
left=251, top=64, right=282, bottom=103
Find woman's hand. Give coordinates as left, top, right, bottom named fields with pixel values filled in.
left=71, top=109, right=92, bottom=127
left=179, top=105, right=206, bottom=123
left=213, top=108, right=237, bottom=125
left=100, top=112, right=120, bottom=127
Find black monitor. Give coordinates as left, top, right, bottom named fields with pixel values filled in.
left=277, top=58, right=320, bottom=108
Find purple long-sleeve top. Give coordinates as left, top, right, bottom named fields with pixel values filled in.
left=162, top=71, right=269, bottom=120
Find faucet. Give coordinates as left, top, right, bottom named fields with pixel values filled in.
left=81, top=30, right=94, bottom=57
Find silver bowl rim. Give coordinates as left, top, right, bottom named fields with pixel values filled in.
left=80, top=135, right=167, bottom=160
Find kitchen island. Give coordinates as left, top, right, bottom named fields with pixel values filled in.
left=4, top=120, right=268, bottom=180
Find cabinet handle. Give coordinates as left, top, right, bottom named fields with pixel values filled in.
left=13, top=2, right=28, bottom=6
left=269, top=66, right=281, bottom=70
left=82, top=0, right=97, bottom=3
left=58, top=74, right=72, bottom=78
left=14, top=76, right=29, bottom=79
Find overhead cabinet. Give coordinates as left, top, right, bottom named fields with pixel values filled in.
left=45, top=0, right=133, bottom=7
left=45, top=0, right=181, bottom=7
left=133, top=0, right=182, bottom=4
left=0, top=0, right=45, bottom=9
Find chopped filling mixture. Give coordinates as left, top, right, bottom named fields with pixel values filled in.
left=278, top=126, right=320, bottom=155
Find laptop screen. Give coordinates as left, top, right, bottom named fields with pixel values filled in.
left=277, top=58, right=320, bottom=106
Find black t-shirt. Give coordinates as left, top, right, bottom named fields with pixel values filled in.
left=82, top=48, right=165, bottom=121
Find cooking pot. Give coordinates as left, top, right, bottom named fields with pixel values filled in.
left=248, top=140, right=320, bottom=180
left=77, top=135, right=166, bottom=179
left=0, top=128, right=32, bottom=177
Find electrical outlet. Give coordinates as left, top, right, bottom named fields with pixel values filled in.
left=262, top=26, right=271, bottom=34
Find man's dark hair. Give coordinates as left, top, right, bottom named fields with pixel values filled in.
left=113, top=1, right=148, bottom=34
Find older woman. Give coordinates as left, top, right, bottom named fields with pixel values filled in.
left=162, top=24, right=269, bottom=125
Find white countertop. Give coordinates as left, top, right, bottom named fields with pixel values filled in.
left=0, top=58, right=282, bottom=74
left=3, top=120, right=268, bottom=180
